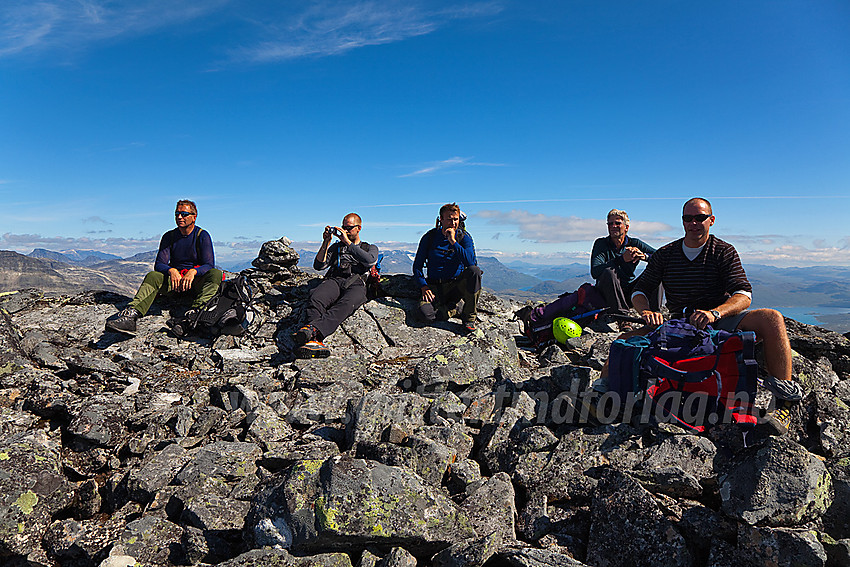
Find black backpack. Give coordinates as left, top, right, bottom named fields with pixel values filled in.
left=171, top=275, right=255, bottom=338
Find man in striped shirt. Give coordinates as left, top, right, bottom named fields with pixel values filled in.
left=631, top=197, right=802, bottom=431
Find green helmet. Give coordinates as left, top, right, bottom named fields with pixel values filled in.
left=552, top=317, right=582, bottom=343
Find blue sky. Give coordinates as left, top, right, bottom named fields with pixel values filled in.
left=1, top=0, right=849, bottom=268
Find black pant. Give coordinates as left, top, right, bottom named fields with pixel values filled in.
left=419, top=266, right=483, bottom=324
left=306, top=275, right=368, bottom=339
left=596, top=267, right=662, bottom=313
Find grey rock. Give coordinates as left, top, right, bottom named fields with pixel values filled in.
left=812, top=390, right=850, bottom=458
left=0, top=429, right=73, bottom=556
left=286, top=380, right=366, bottom=427
left=718, top=436, right=833, bottom=526
left=380, top=547, right=418, bottom=567
left=498, top=547, right=590, bottom=567
left=737, top=524, right=827, bottom=567
left=586, top=470, right=692, bottom=567
left=249, top=456, right=476, bottom=555
left=218, top=548, right=353, bottom=567
left=413, top=330, right=518, bottom=395
left=447, top=458, right=482, bottom=495
left=638, top=434, right=717, bottom=481
left=295, top=356, right=373, bottom=389
left=345, top=391, right=431, bottom=448
left=111, top=516, right=183, bottom=566
left=67, top=393, right=135, bottom=447
left=431, top=532, right=500, bottom=567
left=127, top=443, right=192, bottom=503
left=461, top=472, right=516, bottom=542
left=514, top=424, right=643, bottom=502
left=173, top=441, right=262, bottom=487
left=247, top=404, right=296, bottom=448
left=180, top=493, right=251, bottom=531
left=824, top=459, right=850, bottom=540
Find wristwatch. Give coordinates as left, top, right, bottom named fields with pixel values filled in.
left=710, top=310, right=721, bottom=322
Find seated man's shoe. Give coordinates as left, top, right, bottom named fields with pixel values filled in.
left=462, top=320, right=477, bottom=334
left=293, top=325, right=316, bottom=346
left=106, top=308, right=140, bottom=335
left=296, top=340, right=330, bottom=359
left=758, top=375, right=803, bottom=436
left=762, top=399, right=797, bottom=436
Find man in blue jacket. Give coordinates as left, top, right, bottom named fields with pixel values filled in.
left=413, top=203, right=482, bottom=333
left=106, top=200, right=223, bottom=335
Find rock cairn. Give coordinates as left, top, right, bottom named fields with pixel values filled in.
left=0, top=237, right=849, bottom=567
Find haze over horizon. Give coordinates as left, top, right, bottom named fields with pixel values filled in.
left=2, top=1, right=849, bottom=268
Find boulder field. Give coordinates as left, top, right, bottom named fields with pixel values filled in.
left=1, top=237, right=849, bottom=567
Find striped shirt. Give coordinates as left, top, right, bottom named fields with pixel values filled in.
left=632, top=235, right=752, bottom=314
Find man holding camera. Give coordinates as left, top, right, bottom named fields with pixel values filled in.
left=413, top=203, right=482, bottom=333
left=294, top=212, right=379, bottom=358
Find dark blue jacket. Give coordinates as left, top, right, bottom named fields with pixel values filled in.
left=413, top=228, right=476, bottom=287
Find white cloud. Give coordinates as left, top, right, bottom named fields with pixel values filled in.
left=0, top=0, right=228, bottom=57
left=739, top=244, right=850, bottom=267
left=232, top=1, right=504, bottom=63
left=399, top=156, right=506, bottom=177
left=477, top=209, right=672, bottom=243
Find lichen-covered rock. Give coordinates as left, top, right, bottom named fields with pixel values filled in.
left=812, top=391, right=850, bottom=459
left=413, top=330, right=518, bottom=394
left=718, top=436, right=833, bottom=526
left=127, top=443, right=192, bottom=503
left=586, top=470, right=692, bottom=567
left=432, top=532, right=500, bottom=567
left=249, top=456, right=476, bottom=555
left=218, top=547, right=353, bottom=567
left=173, top=441, right=262, bottom=487
left=380, top=546, right=417, bottom=567
left=345, top=391, right=431, bottom=448
left=498, top=546, right=590, bottom=567
left=737, top=525, right=827, bottom=567
left=461, top=472, right=516, bottom=542
left=111, top=515, right=183, bottom=566
left=66, top=393, right=136, bottom=447
left=824, top=459, right=850, bottom=540
left=0, top=429, right=73, bottom=557
left=514, top=424, right=643, bottom=502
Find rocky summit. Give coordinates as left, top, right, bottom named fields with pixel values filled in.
left=1, top=236, right=850, bottom=567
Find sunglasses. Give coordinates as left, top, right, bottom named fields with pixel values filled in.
left=607, top=221, right=624, bottom=226
left=682, top=214, right=711, bottom=223
left=175, top=211, right=195, bottom=218
left=342, top=225, right=360, bottom=231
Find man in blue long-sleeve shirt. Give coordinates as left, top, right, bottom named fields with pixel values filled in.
left=412, top=203, right=482, bottom=333
left=106, top=200, right=223, bottom=335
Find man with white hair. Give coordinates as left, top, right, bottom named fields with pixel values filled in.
left=591, top=208, right=659, bottom=314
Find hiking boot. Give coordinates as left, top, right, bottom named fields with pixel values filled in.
left=762, top=399, right=797, bottom=436
left=106, top=308, right=140, bottom=335
left=293, top=325, right=316, bottom=346
left=296, top=340, right=330, bottom=359
left=462, top=320, right=477, bottom=334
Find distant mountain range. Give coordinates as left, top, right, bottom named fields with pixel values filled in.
left=28, top=248, right=122, bottom=266
left=4, top=248, right=850, bottom=332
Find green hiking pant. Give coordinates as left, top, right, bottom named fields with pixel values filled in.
left=129, top=268, right=223, bottom=316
